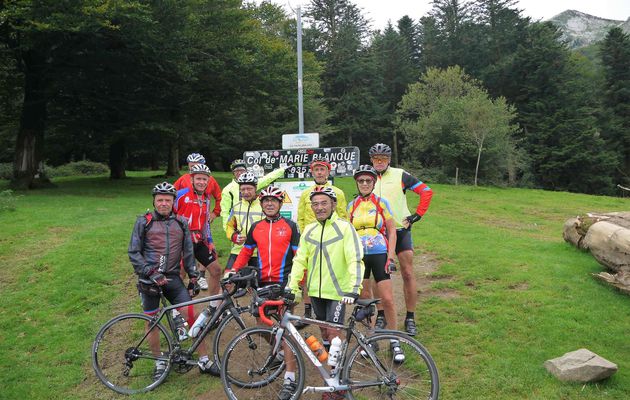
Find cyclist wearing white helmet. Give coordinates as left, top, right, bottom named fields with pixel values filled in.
left=220, top=158, right=287, bottom=232
left=369, top=143, right=433, bottom=337
left=224, top=172, right=265, bottom=270
left=128, top=183, right=216, bottom=378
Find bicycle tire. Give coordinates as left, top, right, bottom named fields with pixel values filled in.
left=342, top=332, right=439, bottom=400
left=92, top=313, right=173, bottom=395
left=221, top=326, right=305, bottom=399
left=211, top=308, right=255, bottom=368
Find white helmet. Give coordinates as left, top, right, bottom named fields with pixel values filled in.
left=190, top=163, right=211, bottom=175
left=186, top=153, right=206, bottom=163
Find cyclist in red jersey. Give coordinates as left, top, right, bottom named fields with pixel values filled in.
left=174, top=153, right=222, bottom=291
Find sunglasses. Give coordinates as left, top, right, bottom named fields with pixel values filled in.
left=356, top=179, right=374, bottom=184
left=371, top=156, right=390, bottom=162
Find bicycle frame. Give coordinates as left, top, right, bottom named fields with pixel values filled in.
left=259, top=300, right=389, bottom=395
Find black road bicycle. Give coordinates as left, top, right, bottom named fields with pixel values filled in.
left=92, top=270, right=261, bottom=395
left=221, top=294, right=440, bottom=400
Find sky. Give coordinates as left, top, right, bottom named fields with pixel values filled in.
left=264, top=0, right=630, bottom=31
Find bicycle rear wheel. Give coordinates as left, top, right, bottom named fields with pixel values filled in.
left=92, top=313, right=173, bottom=394
left=342, top=332, right=439, bottom=400
left=221, top=327, right=305, bottom=400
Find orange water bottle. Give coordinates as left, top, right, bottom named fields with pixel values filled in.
left=305, top=335, right=328, bottom=362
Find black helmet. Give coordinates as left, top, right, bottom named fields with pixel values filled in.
left=368, top=143, right=392, bottom=157
left=237, top=171, right=258, bottom=186
left=152, top=182, right=176, bottom=197
left=309, top=186, right=337, bottom=201
left=353, top=165, right=377, bottom=179
left=230, top=159, right=247, bottom=171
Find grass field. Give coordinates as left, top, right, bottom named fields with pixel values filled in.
left=1, top=171, right=629, bottom=399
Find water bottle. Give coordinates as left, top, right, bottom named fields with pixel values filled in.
left=172, top=310, right=189, bottom=341
left=327, top=336, right=342, bottom=367
left=305, top=335, right=328, bottom=363
left=189, top=308, right=211, bottom=338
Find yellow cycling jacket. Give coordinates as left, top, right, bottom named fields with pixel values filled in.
left=297, top=183, right=347, bottom=233
left=220, top=167, right=286, bottom=231
left=225, top=198, right=264, bottom=256
left=289, top=212, right=364, bottom=301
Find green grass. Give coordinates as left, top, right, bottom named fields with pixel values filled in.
left=1, top=173, right=629, bottom=399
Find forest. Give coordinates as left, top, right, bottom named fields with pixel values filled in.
left=1, top=0, right=629, bottom=194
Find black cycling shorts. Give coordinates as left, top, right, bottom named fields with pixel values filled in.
left=225, top=254, right=258, bottom=271
left=310, top=297, right=346, bottom=325
left=395, top=229, right=414, bottom=253
left=363, top=253, right=390, bottom=282
left=194, top=241, right=217, bottom=267
left=140, top=274, right=191, bottom=314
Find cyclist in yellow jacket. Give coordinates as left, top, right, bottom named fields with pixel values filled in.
left=295, top=160, right=348, bottom=324
left=220, top=159, right=287, bottom=232
left=369, top=143, right=433, bottom=336
left=224, top=172, right=264, bottom=270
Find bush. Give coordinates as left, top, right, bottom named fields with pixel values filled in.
left=0, top=163, right=12, bottom=180
left=0, top=190, right=17, bottom=212
left=48, top=161, right=110, bottom=177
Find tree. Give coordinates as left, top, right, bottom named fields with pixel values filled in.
left=396, top=66, right=521, bottom=185
left=600, top=27, right=630, bottom=185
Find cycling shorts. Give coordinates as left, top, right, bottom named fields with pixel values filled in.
left=362, top=253, right=390, bottom=282
left=395, top=229, right=414, bottom=253
left=310, top=297, right=346, bottom=325
left=140, top=274, right=191, bottom=314
left=194, top=241, right=217, bottom=267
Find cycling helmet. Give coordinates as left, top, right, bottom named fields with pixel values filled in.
left=152, top=182, right=176, bottom=197
left=368, top=143, right=392, bottom=157
left=186, top=153, right=206, bottom=164
left=259, top=186, right=284, bottom=202
left=237, top=171, right=258, bottom=186
left=230, top=159, right=247, bottom=171
left=190, top=163, right=211, bottom=175
left=309, top=186, right=337, bottom=201
left=353, top=165, right=377, bottom=179
left=310, top=160, right=332, bottom=170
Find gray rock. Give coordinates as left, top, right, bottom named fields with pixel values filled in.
left=545, top=349, right=618, bottom=382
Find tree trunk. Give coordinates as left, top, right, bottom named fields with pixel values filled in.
left=393, top=130, right=399, bottom=166
left=166, top=142, right=179, bottom=177
left=11, top=51, right=49, bottom=189
left=109, top=138, right=127, bottom=179
left=474, top=142, right=483, bottom=187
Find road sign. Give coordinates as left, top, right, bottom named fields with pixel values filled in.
left=282, top=133, right=319, bottom=149
left=243, top=146, right=360, bottom=178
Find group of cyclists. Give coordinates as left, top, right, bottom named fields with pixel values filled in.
left=128, top=143, right=433, bottom=400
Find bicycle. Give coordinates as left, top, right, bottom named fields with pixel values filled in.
left=221, top=294, right=440, bottom=400
left=92, top=269, right=261, bottom=395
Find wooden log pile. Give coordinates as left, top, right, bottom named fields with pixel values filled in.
left=563, top=212, right=630, bottom=295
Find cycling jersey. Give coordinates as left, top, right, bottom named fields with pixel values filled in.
left=288, top=212, right=364, bottom=301
left=173, top=187, right=214, bottom=245
left=296, top=183, right=348, bottom=232
left=225, top=198, right=264, bottom=256
left=128, top=211, right=196, bottom=278
left=373, top=167, right=433, bottom=228
left=347, top=193, right=393, bottom=255
left=174, top=173, right=222, bottom=216
left=232, top=215, right=300, bottom=285
left=220, top=167, right=287, bottom=231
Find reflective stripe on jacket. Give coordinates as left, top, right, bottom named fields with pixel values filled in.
left=225, top=199, right=264, bottom=255
left=289, top=212, right=364, bottom=301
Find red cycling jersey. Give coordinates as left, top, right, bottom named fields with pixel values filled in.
left=174, top=174, right=222, bottom=216
left=232, top=216, right=300, bottom=285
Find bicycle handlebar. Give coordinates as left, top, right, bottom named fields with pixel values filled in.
left=258, top=299, right=285, bottom=326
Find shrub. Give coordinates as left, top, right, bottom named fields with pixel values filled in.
left=0, top=163, right=12, bottom=180
left=49, top=161, right=110, bottom=177
left=0, top=190, right=17, bottom=212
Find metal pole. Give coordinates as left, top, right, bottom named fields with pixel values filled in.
left=297, top=5, right=304, bottom=134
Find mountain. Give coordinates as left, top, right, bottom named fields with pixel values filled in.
left=548, top=10, right=630, bottom=49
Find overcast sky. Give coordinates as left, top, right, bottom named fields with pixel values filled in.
left=263, top=0, right=630, bottom=31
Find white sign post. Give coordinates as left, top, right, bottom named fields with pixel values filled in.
left=282, top=133, right=319, bottom=149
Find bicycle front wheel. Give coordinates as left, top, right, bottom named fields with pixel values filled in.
left=342, top=332, right=439, bottom=400
left=92, top=313, right=173, bottom=395
left=212, top=308, right=255, bottom=367
left=221, top=327, right=305, bottom=400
